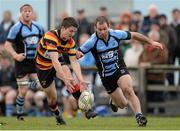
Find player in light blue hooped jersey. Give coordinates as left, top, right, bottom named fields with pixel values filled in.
left=77, top=16, right=163, bottom=126
left=5, top=4, right=44, bottom=121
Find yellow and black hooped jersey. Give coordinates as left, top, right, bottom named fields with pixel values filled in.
left=35, top=29, right=76, bottom=70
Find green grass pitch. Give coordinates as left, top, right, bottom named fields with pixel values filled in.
left=0, top=116, right=180, bottom=130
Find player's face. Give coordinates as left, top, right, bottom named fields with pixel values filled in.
left=21, top=6, right=33, bottom=22
left=96, top=22, right=109, bottom=39
left=61, top=26, right=77, bottom=40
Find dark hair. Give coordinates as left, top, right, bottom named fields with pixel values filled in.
left=172, top=8, right=180, bottom=13
left=95, top=16, right=109, bottom=27
left=133, top=11, right=141, bottom=15
left=100, top=6, right=107, bottom=11
left=20, top=4, right=33, bottom=12
left=61, top=17, right=79, bottom=29
left=77, top=9, right=85, bottom=14
left=159, top=14, right=167, bottom=20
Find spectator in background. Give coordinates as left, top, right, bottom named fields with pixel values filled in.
left=99, top=6, right=108, bottom=17
left=75, top=9, right=91, bottom=44
left=115, top=11, right=132, bottom=57
left=124, top=22, right=143, bottom=67
left=140, top=4, right=159, bottom=35
left=115, top=11, right=131, bottom=31
left=159, top=14, right=177, bottom=85
left=139, top=29, right=168, bottom=114
left=99, top=6, right=115, bottom=28
left=0, top=11, right=14, bottom=53
left=124, top=39, right=143, bottom=67
left=56, top=11, right=69, bottom=29
left=159, top=14, right=177, bottom=64
left=170, top=9, right=180, bottom=60
left=125, top=22, right=143, bottom=87
left=131, top=11, right=142, bottom=32
left=0, top=51, right=17, bottom=116
left=129, top=21, right=139, bottom=32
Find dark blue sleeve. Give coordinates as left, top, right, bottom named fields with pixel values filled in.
left=39, top=25, right=44, bottom=36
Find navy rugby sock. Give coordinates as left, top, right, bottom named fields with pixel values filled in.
left=50, top=103, right=61, bottom=116
left=135, top=112, right=143, bottom=118
left=16, top=96, right=24, bottom=115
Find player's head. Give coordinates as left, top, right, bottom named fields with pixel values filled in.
left=95, top=16, right=110, bottom=39
left=60, top=17, right=79, bottom=40
left=20, top=4, right=33, bottom=23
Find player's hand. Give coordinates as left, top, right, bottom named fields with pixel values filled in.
left=79, top=80, right=89, bottom=92
left=14, top=53, right=25, bottom=62
left=64, top=78, right=75, bottom=93
left=76, top=50, right=84, bottom=59
left=151, top=42, right=163, bottom=50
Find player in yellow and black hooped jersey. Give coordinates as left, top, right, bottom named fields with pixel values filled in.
left=35, top=17, right=97, bottom=125
left=36, top=29, right=76, bottom=70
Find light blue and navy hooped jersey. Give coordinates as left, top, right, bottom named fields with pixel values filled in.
left=79, top=29, right=131, bottom=77
left=7, top=21, right=44, bottom=59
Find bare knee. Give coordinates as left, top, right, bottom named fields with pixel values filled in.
left=18, top=87, right=28, bottom=97
left=123, top=84, right=135, bottom=98
left=5, top=90, right=17, bottom=104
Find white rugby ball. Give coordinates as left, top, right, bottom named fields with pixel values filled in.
left=78, top=91, right=94, bottom=111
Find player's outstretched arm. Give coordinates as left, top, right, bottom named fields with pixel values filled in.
left=130, top=32, right=163, bottom=50
left=49, top=52, right=74, bottom=90
left=69, top=55, right=88, bottom=92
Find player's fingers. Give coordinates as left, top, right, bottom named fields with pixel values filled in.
left=66, top=83, right=74, bottom=92
left=67, top=86, right=73, bottom=93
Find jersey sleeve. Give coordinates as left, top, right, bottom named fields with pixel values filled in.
left=68, top=39, right=76, bottom=56
left=6, top=23, right=21, bottom=43
left=44, top=32, right=58, bottom=52
left=78, top=36, right=96, bottom=54
left=46, top=41, right=58, bottom=52
left=114, top=30, right=131, bottom=40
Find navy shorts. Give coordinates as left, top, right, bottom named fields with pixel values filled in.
left=36, top=56, right=67, bottom=88
left=36, top=67, right=56, bottom=88
left=101, top=68, right=129, bottom=94
left=15, top=59, right=36, bottom=78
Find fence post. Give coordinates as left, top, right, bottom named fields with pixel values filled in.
left=139, top=67, right=147, bottom=114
